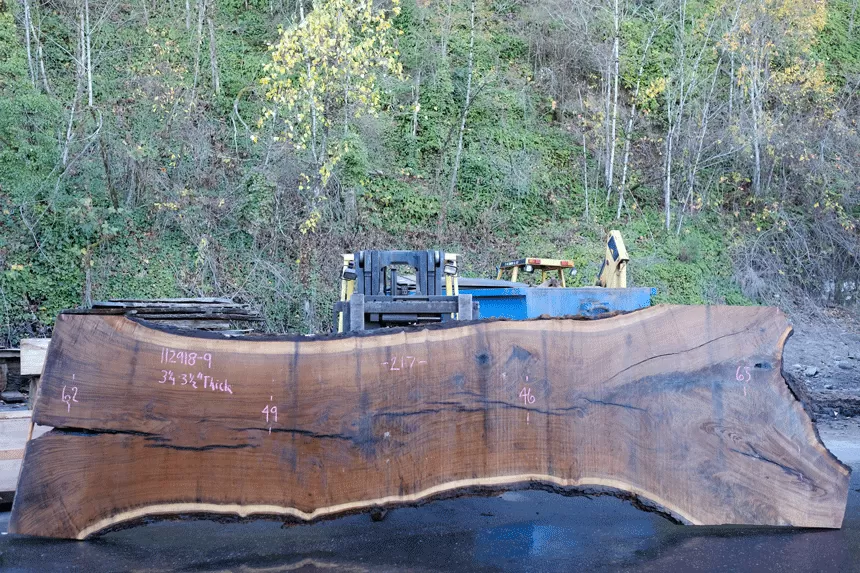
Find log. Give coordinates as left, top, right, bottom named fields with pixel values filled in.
left=143, top=319, right=233, bottom=331
left=9, top=306, right=850, bottom=539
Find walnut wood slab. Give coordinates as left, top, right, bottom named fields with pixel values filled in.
left=9, top=306, right=850, bottom=539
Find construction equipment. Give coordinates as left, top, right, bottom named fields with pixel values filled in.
left=596, top=230, right=629, bottom=288
left=335, top=250, right=473, bottom=332
left=335, top=233, right=653, bottom=329
left=461, top=231, right=653, bottom=320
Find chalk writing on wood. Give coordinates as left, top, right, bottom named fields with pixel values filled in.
left=160, top=348, right=213, bottom=369
left=380, top=356, right=428, bottom=373
left=158, top=370, right=233, bottom=394
left=519, top=386, right=536, bottom=405
left=262, top=396, right=277, bottom=435
left=736, top=364, right=752, bottom=397
left=61, top=383, right=79, bottom=412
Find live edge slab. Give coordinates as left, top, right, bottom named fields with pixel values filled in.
left=9, top=305, right=850, bottom=539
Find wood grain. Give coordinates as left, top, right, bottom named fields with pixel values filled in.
left=9, top=306, right=850, bottom=539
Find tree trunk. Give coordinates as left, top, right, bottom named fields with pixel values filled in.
left=92, top=108, right=117, bottom=208
left=442, top=0, right=476, bottom=230
left=411, top=70, right=421, bottom=138
left=617, top=108, right=634, bottom=220
left=606, top=0, right=621, bottom=201
left=617, top=28, right=655, bottom=220
left=298, top=3, right=319, bottom=165
left=601, top=63, right=611, bottom=195
left=84, top=0, right=93, bottom=106
left=676, top=60, right=721, bottom=235
left=207, top=16, right=220, bottom=95
left=21, top=0, right=36, bottom=88
left=9, top=307, right=850, bottom=539
left=850, top=0, right=857, bottom=35
left=582, top=131, right=589, bottom=220
left=191, top=0, right=206, bottom=100
left=663, top=123, right=673, bottom=231
left=61, top=11, right=86, bottom=167
left=32, top=14, right=51, bottom=94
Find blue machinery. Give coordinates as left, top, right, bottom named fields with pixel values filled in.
left=336, top=232, right=655, bottom=331
left=459, top=282, right=656, bottom=320
left=461, top=232, right=654, bottom=319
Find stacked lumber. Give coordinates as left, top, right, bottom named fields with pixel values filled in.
left=3, top=345, right=47, bottom=500
left=86, top=297, right=263, bottom=330
left=0, top=349, right=21, bottom=401
left=19, top=340, right=49, bottom=377
left=9, top=305, right=850, bottom=539
left=0, top=411, right=49, bottom=504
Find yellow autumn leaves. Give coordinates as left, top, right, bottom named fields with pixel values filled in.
left=261, top=0, right=404, bottom=176
left=260, top=0, right=405, bottom=233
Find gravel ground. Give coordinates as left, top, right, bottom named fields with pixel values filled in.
left=784, top=308, right=860, bottom=419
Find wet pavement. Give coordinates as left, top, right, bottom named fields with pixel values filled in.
left=1, top=427, right=858, bottom=573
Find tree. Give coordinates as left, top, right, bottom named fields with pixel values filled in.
left=605, top=0, right=621, bottom=200
left=723, top=0, right=828, bottom=196
left=445, top=0, right=476, bottom=217
left=262, top=0, right=405, bottom=217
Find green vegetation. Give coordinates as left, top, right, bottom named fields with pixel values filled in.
left=0, top=0, right=857, bottom=345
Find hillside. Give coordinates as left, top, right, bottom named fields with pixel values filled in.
left=0, top=0, right=858, bottom=343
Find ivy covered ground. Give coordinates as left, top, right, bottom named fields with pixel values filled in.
left=0, top=0, right=858, bottom=344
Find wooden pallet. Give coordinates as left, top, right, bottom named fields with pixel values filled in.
left=9, top=305, right=850, bottom=538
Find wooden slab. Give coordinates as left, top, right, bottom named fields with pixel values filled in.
left=9, top=306, right=850, bottom=539
left=19, top=338, right=50, bottom=376
left=0, top=411, right=50, bottom=495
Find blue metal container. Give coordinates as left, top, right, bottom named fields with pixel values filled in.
left=459, top=285, right=656, bottom=320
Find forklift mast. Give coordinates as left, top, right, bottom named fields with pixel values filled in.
left=354, top=250, right=445, bottom=297
left=335, top=250, right=473, bottom=332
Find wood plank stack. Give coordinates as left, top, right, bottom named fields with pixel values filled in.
left=0, top=411, right=49, bottom=504
left=2, top=299, right=261, bottom=502
left=0, top=348, right=27, bottom=404
left=86, top=298, right=263, bottom=331
left=9, top=305, right=850, bottom=539
left=3, top=346, right=45, bottom=501
left=19, top=340, right=49, bottom=377
left=0, top=349, right=19, bottom=395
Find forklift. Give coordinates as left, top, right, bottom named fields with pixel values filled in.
left=335, top=232, right=650, bottom=331
left=334, top=250, right=473, bottom=332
